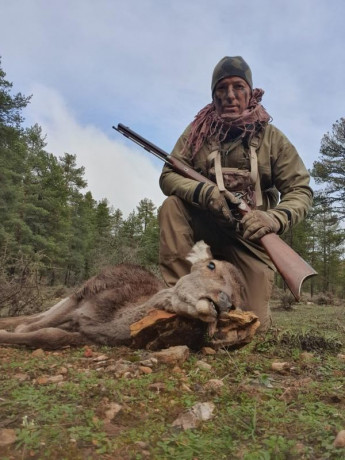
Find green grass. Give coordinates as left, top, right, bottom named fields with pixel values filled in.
left=0, top=303, right=344, bottom=459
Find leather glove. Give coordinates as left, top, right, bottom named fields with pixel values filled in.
left=241, top=210, right=281, bottom=241
left=198, top=184, right=241, bottom=223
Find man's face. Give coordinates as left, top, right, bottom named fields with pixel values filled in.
left=213, top=76, right=251, bottom=120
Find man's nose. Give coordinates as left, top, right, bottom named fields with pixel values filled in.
left=226, top=85, right=235, bottom=99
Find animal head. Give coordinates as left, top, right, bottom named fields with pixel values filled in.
left=170, top=241, right=245, bottom=324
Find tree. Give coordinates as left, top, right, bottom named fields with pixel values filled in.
left=310, top=193, right=345, bottom=294
left=0, top=59, right=32, bottom=260
left=311, top=118, right=345, bottom=218
left=0, top=57, right=31, bottom=127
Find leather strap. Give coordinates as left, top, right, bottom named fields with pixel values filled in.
left=207, top=149, right=226, bottom=191
left=249, top=136, right=263, bottom=207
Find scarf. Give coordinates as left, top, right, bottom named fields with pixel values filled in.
left=186, top=88, right=272, bottom=157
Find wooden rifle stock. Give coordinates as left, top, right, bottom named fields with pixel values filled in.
left=113, top=123, right=317, bottom=300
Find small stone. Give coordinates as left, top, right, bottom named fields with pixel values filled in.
left=47, top=374, right=64, bottom=383
left=104, top=403, right=122, bottom=421
left=333, top=430, right=345, bottom=447
left=153, top=345, right=190, bottom=364
left=135, top=441, right=149, bottom=449
left=148, top=382, right=166, bottom=392
left=0, top=428, right=16, bottom=446
left=172, top=402, right=215, bottom=430
left=93, top=354, right=109, bottom=361
left=32, top=348, right=45, bottom=357
left=14, top=373, right=29, bottom=381
left=181, top=383, right=193, bottom=392
left=196, top=360, right=212, bottom=371
left=201, top=347, right=216, bottom=355
left=204, top=379, right=224, bottom=393
left=300, top=352, right=314, bottom=362
left=271, top=362, right=291, bottom=373
left=140, top=359, right=154, bottom=367
left=139, top=366, right=152, bottom=374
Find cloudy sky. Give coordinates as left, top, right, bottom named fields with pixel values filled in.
left=1, top=0, right=344, bottom=216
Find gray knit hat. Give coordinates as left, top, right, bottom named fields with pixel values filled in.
left=211, top=56, right=253, bottom=94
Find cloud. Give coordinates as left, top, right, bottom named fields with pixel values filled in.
left=26, top=85, right=166, bottom=216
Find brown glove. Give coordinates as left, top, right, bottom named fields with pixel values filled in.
left=198, top=184, right=241, bottom=224
left=242, top=210, right=281, bottom=241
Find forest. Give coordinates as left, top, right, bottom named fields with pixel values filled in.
left=1, top=58, right=345, bottom=316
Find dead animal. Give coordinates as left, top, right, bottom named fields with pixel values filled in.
left=0, top=241, right=260, bottom=350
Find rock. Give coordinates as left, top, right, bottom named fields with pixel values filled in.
left=271, top=362, right=291, bottom=373
left=148, top=382, right=166, bottom=392
left=172, top=402, right=215, bottom=430
left=333, top=430, right=345, bottom=447
left=152, top=346, right=190, bottom=364
left=139, top=366, right=152, bottom=374
left=196, top=360, right=212, bottom=371
left=180, top=383, right=193, bottom=393
left=204, top=379, right=224, bottom=394
left=84, top=347, right=93, bottom=357
left=32, top=348, right=45, bottom=357
left=93, top=354, right=109, bottom=362
left=201, top=347, right=216, bottom=355
left=47, top=374, right=64, bottom=384
left=337, top=354, right=345, bottom=362
left=0, top=428, right=16, bottom=446
left=104, top=402, right=122, bottom=422
left=14, top=373, right=29, bottom=381
left=300, top=352, right=314, bottom=362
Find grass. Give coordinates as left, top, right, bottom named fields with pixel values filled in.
left=0, top=303, right=344, bottom=459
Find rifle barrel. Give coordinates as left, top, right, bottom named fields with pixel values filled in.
left=113, top=123, right=318, bottom=300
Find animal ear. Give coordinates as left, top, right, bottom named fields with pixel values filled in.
left=186, top=241, right=213, bottom=265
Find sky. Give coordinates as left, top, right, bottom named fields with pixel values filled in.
left=1, top=0, right=344, bottom=216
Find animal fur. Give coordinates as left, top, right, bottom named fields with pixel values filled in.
left=0, top=241, right=245, bottom=349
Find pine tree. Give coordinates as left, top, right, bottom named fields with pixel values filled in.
left=311, top=118, right=345, bottom=218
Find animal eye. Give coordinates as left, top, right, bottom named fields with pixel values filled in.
left=207, top=262, right=216, bottom=270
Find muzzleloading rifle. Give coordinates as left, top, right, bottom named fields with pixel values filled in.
left=113, top=123, right=317, bottom=300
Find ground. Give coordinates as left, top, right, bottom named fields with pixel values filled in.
left=0, top=302, right=344, bottom=460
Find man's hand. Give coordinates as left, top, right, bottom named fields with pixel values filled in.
left=242, top=210, right=280, bottom=241
left=199, top=185, right=240, bottom=223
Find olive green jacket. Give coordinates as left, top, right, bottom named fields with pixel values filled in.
left=159, top=123, right=313, bottom=234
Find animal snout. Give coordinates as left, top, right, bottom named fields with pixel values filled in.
left=217, top=291, right=235, bottom=314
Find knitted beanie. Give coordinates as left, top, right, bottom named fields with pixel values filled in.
left=211, top=56, right=253, bottom=94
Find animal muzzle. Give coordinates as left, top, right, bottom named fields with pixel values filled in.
left=195, top=292, right=235, bottom=323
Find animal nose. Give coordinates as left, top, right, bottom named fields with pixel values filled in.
left=218, top=292, right=235, bottom=313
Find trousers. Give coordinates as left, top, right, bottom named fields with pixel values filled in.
left=159, top=196, right=275, bottom=331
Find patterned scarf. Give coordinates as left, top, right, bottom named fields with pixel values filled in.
left=186, top=88, right=272, bottom=157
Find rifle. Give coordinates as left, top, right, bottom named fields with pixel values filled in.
left=113, top=123, right=317, bottom=300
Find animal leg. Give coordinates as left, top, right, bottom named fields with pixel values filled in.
left=0, top=314, right=43, bottom=330
left=14, top=297, right=78, bottom=333
left=0, top=328, right=87, bottom=349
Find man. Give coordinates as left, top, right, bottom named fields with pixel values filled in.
left=159, top=56, right=313, bottom=331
